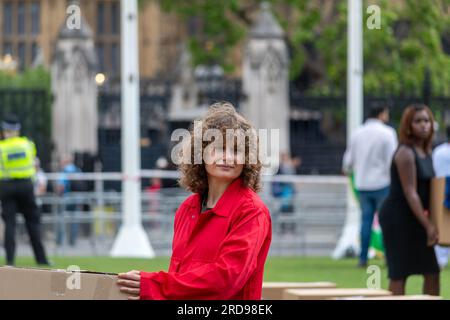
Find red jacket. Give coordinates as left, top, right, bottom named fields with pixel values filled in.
left=140, top=178, right=272, bottom=300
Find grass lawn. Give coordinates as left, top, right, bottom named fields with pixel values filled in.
left=12, top=256, right=449, bottom=299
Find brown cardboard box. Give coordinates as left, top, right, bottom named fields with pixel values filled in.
left=262, top=282, right=337, bottom=300
left=430, top=177, right=450, bottom=246
left=282, top=288, right=392, bottom=300
left=0, top=266, right=128, bottom=300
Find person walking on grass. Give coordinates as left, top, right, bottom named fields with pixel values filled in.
left=342, top=104, right=397, bottom=267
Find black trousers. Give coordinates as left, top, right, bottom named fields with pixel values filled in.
left=0, top=179, right=48, bottom=265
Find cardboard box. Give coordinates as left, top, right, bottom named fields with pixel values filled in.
left=430, top=177, right=450, bottom=246
left=282, top=288, right=392, bottom=300
left=262, top=282, right=337, bottom=300
left=0, top=266, right=128, bottom=300
left=334, top=295, right=442, bottom=300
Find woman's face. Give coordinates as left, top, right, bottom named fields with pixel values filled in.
left=411, top=109, right=432, bottom=140
left=204, top=143, right=244, bottom=182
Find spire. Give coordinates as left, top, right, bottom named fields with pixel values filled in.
left=249, top=2, right=284, bottom=39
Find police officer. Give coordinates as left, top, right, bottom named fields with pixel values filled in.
left=0, top=114, right=49, bottom=266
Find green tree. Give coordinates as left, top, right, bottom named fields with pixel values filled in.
left=157, top=0, right=259, bottom=72
left=149, top=0, right=450, bottom=95
left=0, top=67, right=52, bottom=164
left=0, top=66, right=51, bottom=89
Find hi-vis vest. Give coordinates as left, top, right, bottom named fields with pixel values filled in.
left=0, top=136, right=36, bottom=180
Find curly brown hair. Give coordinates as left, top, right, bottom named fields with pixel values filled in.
left=177, top=102, right=262, bottom=194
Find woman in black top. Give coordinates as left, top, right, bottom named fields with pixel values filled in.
left=379, top=104, right=440, bottom=296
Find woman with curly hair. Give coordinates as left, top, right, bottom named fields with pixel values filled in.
left=117, top=102, right=272, bottom=300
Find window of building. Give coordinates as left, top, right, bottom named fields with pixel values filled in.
left=3, top=42, right=13, bottom=56
left=97, top=2, right=105, bottom=35
left=97, top=44, right=105, bottom=72
left=31, top=2, right=40, bottom=35
left=111, top=2, right=120, bottom=35
left=3, top=2, right=13, bottom=35
left=111, top=43, right=120, bottom=75
left=0, top=1, right=42, bottom=70
left=17, top=1, right=26, bottom=35
left=95, top=1, right=120, bottom=77
left=18, top=42, right=26, bottom=70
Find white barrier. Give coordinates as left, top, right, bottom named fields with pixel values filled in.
left=18, top=171, right=351, bottom=257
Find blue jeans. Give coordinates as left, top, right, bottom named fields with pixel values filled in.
left=358, top=187, right=389, bottom=264
left=56, top=203, right=79, bottom=247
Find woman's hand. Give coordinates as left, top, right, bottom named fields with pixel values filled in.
left=117, top=270, right=141, bottom=300
left=426, top=223, right=439, bottom=246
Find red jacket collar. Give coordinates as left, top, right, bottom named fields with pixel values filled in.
left=192, top=178, right=243, bottom=217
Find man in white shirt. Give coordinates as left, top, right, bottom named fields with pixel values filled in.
left=343, top=105, right=398, bottom=267
left=432, top=125, right=450, bottom=269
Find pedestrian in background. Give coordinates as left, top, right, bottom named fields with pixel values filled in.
left=342, top=104, right=397, bottom=267
left=0, top=115, right=49, bottom=266
left=56, top=154, right=82, bottom=247
left=272, top=152, right=300, bottom=233
left=432, top=125, right=450, bottom=269
left=379, top=104, right=440, bottom=296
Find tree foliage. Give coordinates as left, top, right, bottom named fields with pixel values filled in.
left=0, top=67, right=52, bottom=147
left=0, top=66, right=51, bottom=89
left=150, top=0, right=450, bottom=95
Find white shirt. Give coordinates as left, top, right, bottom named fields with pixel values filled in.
left=343, top=119, right=398, bottom=191
left=433, top=142, right=450, bottom=177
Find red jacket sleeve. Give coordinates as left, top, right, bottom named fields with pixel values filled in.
left=140, top=207, right=270, bottom=300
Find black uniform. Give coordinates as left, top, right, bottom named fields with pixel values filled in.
left=379, top=145, right=440, bottom=279
left=0, top=115, right=49, bottom=266
left=0, top=179, right=49, bottom=265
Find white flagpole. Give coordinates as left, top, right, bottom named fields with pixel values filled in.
left=111, top=0, right=154, bottom=258
left=332, top=0, right=363, bottom=259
